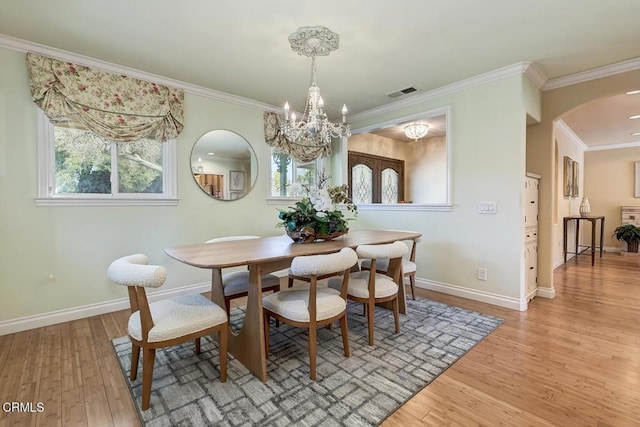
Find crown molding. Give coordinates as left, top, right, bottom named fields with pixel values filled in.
left=555, top=120, right=589, bottom=151
left=523, top=62, right=548, bottom=89
left=351, top=62, right=534, bottom=122
left=586, top=140, right=640, bottom=151
left=0, top=33, right=281, bottom=113
left=543, top=56, right=640, bottom=91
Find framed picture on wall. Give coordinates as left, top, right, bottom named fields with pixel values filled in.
left=563, top=156, right=574, bottom=197
left=635, top=161, right=640, bottom=198
left=229, top=170, right=245, bottom=191
left=571, top=160, right=579, bottom=197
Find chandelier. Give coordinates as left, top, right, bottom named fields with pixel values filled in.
left=280, top=26, right=351, bottom=148
left=404, top=123, right=429, bottom=141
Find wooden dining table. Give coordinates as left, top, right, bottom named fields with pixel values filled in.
left=165, top=229, right=422, bottom=381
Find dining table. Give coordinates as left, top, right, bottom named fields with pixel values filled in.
left=165, top=229, right=422, bottom=381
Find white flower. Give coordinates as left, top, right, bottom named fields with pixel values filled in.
left=316, top=211, right=327, bottom=218
left=287, top=182, right=303, bottom=197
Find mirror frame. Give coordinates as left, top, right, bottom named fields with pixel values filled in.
left=190, top=129, right=258, bottom=201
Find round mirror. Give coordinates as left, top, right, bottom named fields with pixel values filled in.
left=191, top=130, right=258, bottom=200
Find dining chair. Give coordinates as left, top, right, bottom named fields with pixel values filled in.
left=107, top=254, right=228, bottom=411
left=329, top=241, right=408, bottom=346
left=263, top=247, right=358, bottom=380
left=205, top=236, right=281, bottom=316
left=360, top=235, right=421, bottom=300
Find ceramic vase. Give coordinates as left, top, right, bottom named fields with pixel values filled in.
left=579, top=197, right=591, bottom=217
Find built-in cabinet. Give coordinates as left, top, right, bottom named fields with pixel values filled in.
left=525, top=173, right=540, bottom=300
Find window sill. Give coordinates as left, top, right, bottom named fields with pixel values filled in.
left=266, top=197, right=301, bottom=205
left=35, top=197, right=180, bottom=207
left=355, top=203, right=452, bottom=212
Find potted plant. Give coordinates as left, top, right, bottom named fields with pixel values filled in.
left=612, top=224, right=640, bottom=253
left=277, top=172, right=357, bottom=243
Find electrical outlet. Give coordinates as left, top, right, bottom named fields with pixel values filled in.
left=477, top=268, right=488, bottom=281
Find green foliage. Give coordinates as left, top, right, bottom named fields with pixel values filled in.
left=53, top=126, right=162, bottom=194
left=612, top=224, right=640, bottom=243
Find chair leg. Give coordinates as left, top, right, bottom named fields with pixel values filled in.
left=218, top=327, right=228, bottom=383
left=141, top=347, right=156, bottom=411
left=264, top=312, right=271, bottom=354
left=130, top=343, right=140, bottom=381
left=308, top=326, right=317, bottom=380
left=287, top=277, right=294, bottom=288
left=362, top=303, right=366, bottom=317
left=409, top=274, right=416, bottom=300
left=393, top=296, right=400, bottom=334
left=194, top=337, right=201, bottom=354
left=340, top=315, right=350, bottom=357
left=367, top=302, right=375, bottom=346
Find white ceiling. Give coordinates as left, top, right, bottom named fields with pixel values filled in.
left=2, top=0, right=640, bottom=145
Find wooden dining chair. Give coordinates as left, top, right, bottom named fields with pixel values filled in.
left=107, top=254, right=228, bottom=411
left=360, top=236, right=421, bottom=300
left=263, top=247, right=358, bottom=380
left=205, top=236, right=281, bottom=316
left=329, top=241, right=408, bottom=346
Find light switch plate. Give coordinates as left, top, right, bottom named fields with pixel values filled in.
left=478, top=202, right=497, bottom=214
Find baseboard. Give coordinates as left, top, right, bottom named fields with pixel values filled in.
left=536, top=287, right=556, bottom=299
left=414, top=278, right=525, bottom=311
left=0, top=282, right=210, bottom=336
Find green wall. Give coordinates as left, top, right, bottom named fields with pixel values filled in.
left=0, top=45, right=534, bottom=328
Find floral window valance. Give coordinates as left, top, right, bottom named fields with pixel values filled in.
left=263, top=111, right=331, bottom=162
left=26, top=52, right=184, bottom=142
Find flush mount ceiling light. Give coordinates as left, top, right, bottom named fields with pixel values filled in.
left=404, top=123, right=429, bottom=141
left=280, top=26, right=351, bottom=149
left=629, top=115, right=640, bottom=119
left=626, top=90, right=640, bottom=95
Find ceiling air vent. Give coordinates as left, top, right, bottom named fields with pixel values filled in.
left=387, top=86, right=419, bottom=98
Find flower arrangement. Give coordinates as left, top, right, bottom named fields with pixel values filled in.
left=277, top=172, right=357, bottom=243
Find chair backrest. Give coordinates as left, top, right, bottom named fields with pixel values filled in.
left=107, top=254, right=166, bottom=288
left=205, top=235, right=259, bottom=244
left=357, top=241, right=408, bottom=284
left=356, top=241, right=408, bottom=260
left=107, top=254, right=167, bottom=341
left=290, top=247, right=358, bottom=277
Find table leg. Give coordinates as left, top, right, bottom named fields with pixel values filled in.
left=600, top=217, right=605, bottom=258
left=211, top=269, right=225, bottom=307
left=575, top=219, right=580, bottom=260
left=563, top=218, right=568, bottom=263
left=225, top=265, right=268, bottom=381
left=591, top=220, right=596, bottom=266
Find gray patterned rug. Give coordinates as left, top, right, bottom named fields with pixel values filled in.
left=112, top=298, right=503, bottom=426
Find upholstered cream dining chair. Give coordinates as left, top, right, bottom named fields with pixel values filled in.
left=263, top=247, right=358, bottom=380
left=205, top=236, right=281, bottom=316
left=360, top=235, right=421, bottom=300
left=107, top=254, right=228, bottom=411
left=329, top=241, right=408, bottom=346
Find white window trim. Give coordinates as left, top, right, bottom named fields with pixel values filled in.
left=35, top=111, right=178, bottom=207
left=266, top=149, right=327, bottom=203
left=342, top=106, right=453, bottom=213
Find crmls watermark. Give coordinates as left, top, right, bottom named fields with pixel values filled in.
left=2, top=402, right=45, bottom=413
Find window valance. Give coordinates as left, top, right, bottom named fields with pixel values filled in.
left=263, top=111, right=331, bottom=162
left=27, top=52, right=184, bottom=142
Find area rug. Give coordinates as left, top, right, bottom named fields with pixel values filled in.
left=112, top=298, right=503, bottom=426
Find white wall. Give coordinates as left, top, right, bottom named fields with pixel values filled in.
left=348, top=75, right=529, bottom=307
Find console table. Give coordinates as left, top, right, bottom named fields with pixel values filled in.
left=563, top=215, right=605, bottom=266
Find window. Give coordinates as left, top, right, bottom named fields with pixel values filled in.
left=36, top=112, right=177, bottom=206
left=348, top=152, right=404, bottom=204
left=269, top=149, right=324, bottom=198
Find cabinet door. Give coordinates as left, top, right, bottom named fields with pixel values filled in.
left=525, top=177, right=539, bottom=228
left=525, top=242, right=538, bottom=294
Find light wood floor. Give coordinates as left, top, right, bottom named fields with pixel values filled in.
left=2, top=253, right=639, bottom=426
